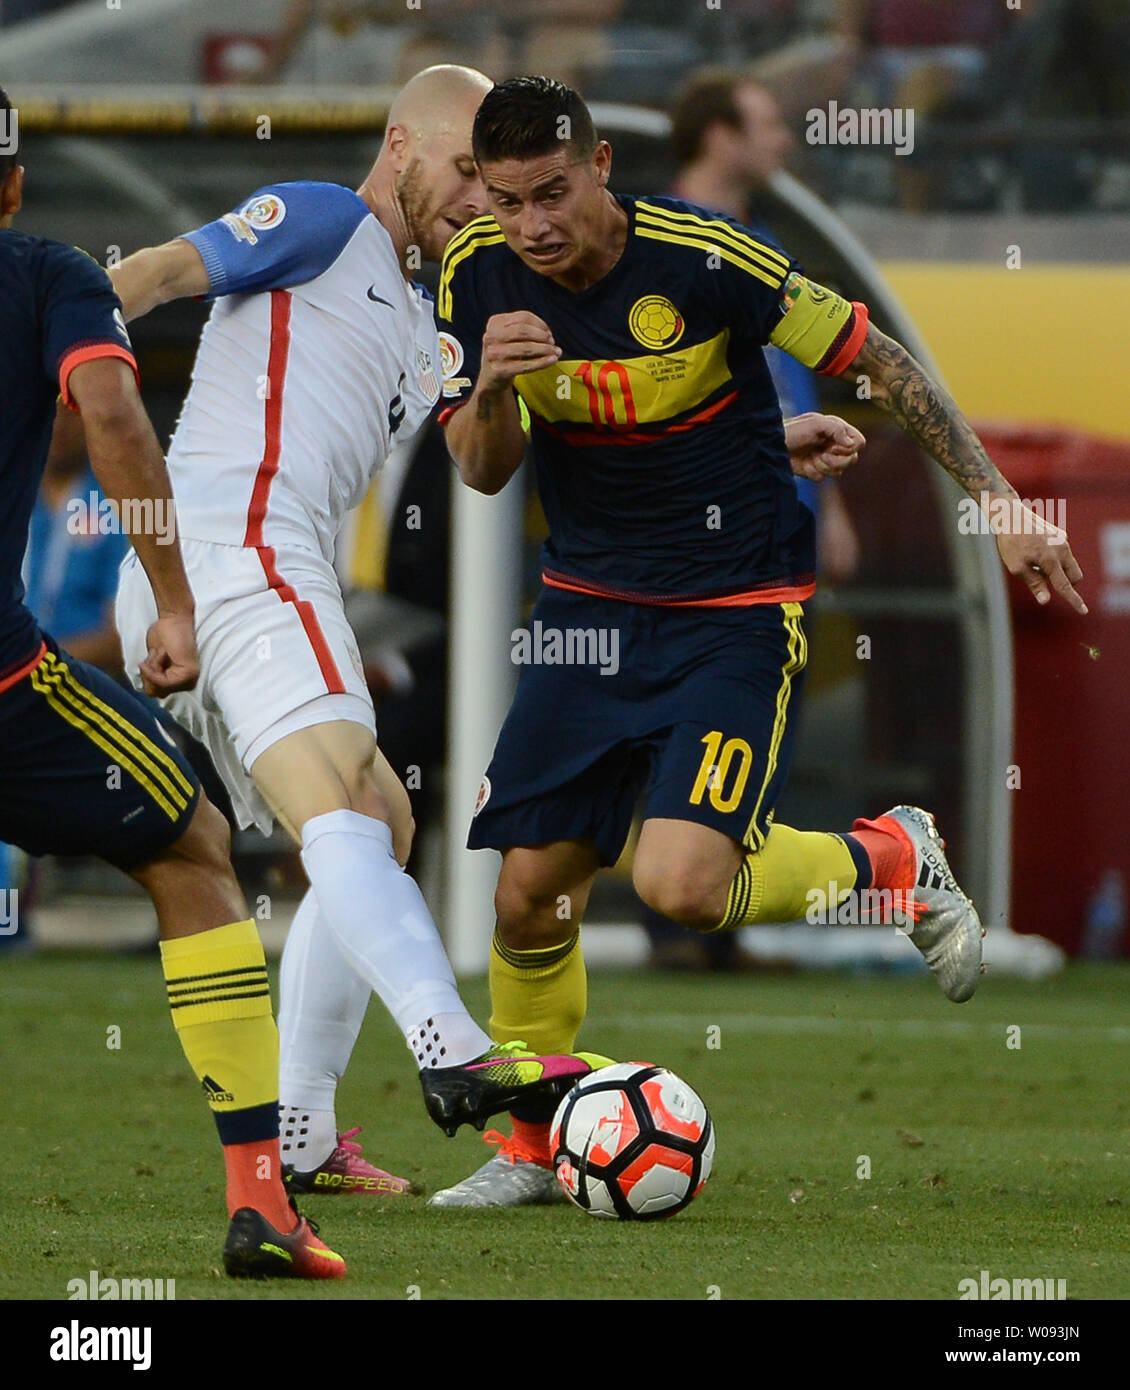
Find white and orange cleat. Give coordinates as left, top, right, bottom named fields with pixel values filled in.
left=859, top=805, right=985, bottom=1003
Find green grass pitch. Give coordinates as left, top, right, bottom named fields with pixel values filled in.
left=3, top=956, right=1127, bottom=1301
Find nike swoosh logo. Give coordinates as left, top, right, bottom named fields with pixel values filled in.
left=367, top=286, right=394, bottom=307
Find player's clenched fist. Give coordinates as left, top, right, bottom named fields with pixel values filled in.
left=140, top=613, right=201, bottom=696
left=478, top=311, right=562, bottom=392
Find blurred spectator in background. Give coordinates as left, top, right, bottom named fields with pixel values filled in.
left=259, top=0, right=506, bottom=85
left=1001, top=0, right=1130, bottom=119
left=971, top=0, right=1130, bottom=210
left=513, top=0, right=622, bottom=93
left=836, top=0, right=1009, bottom=108
left=832, top=0, right=1011, bottom=210
left=23, top=411, right=128, bottom=675
left=644, top=66, right=859, bottom=970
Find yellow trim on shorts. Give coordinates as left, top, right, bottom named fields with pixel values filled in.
left=742, top=602, right=807, bottom=850
left=30, top=656, right=191, bottom=821
left=41, top=652, right=194, bottom=801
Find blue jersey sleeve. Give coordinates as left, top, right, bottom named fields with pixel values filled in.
left=182, top=182, right=370, bottom=298
left=38, top=242, right=138, bottom=408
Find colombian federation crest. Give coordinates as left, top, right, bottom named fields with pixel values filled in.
left=628, top=295, right=685, bottom=350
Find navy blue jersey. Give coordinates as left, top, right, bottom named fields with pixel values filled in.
left=0, top=231, right=136, bottom=679
left=437, top=195, right=867, bottom=606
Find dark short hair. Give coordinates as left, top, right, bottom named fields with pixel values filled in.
left=472, top=76, right=597, bottom=167
left=670, top=68, right=748, bottom=167
left=0, top=85, right=17, bottom=178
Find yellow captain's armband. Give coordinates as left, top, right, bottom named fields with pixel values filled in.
left=768, top=272, right=869, bottom=376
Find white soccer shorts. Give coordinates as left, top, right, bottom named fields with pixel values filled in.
left=116, top=538, right=376, bottom=834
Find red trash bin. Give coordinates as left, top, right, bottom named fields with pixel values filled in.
left=976, top=424, right=1130, bottom=955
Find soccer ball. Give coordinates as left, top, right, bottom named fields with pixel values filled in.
left=550, top=1063, right=714, bottom=1220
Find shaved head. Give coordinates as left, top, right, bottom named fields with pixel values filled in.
left=361, top=64, right=492, bottom=266
left=386, top=64, right=493, bottom=143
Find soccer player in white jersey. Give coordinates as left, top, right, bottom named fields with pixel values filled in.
left=112, top=66, right=612, bottom=1197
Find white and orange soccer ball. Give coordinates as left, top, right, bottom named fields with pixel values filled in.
left=550, top=1063, right=714, bottom=1220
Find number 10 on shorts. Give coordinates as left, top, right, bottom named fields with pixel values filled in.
left=689, top=731, right=754, bottom=813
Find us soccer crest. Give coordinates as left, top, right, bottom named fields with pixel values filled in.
left=417, top=346, right=440, bottom=401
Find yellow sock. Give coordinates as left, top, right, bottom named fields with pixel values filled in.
left=160, top=920, right=279, bottom=1145
left=489, top=928, right=586, bottom=1055
left=489, top=927, right=586, bottom=1125
left=717, top=823, right=861, bottom=929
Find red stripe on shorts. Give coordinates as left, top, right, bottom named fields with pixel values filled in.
left=254, top=547, right=346, bottom=696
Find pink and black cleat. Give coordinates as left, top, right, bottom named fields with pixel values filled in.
left=284, top=1128, right=419, bottom=1196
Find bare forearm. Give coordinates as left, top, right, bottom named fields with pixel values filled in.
left=848, top=325, right=1015, bottom=500
left=110, top=249, right=178, bottom=322
left=84, top=412, right=194, bottom=616
left=446, top=387, right=527, bottom=495
left=110, top=240, right=209, bottom=322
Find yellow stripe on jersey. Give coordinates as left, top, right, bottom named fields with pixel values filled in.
left=443, top=213, right=500, bottom=260
left=513, top=329, right=733, bottom=428
left=743, top=603, right=807, bottom=850
left=40, top=651, right=195, bottom=803
left=29, top=665, right=185, bottom=821
left=767, top=272, right=856, bottom=370
left=634, top=221, right=784, bottom=290
left=439, top=218, right=506, bottom=320
left=634, top=201, right=790, bottom=279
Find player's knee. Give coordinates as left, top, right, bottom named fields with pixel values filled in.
left=634, top=860, right=723, bottom=932
left=336, top=763, right=415, bottom=865
left=181, top=795, right=233, bottom=874
left=148, top=795, right=239, bottom=895
left=494, top=874, right=571, bottom=949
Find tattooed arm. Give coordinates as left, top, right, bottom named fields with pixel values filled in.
left=845, top=323, right=1087, bottom=614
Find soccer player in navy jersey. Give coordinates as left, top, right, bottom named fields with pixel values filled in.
left=428, top=76, right=1087, bottom=1207
left=0, top=86, right=343, bottom=1276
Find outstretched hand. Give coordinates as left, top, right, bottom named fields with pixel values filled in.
left=994, top=505, right=1088, bottom=615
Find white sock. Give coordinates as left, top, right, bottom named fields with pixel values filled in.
left=279, top=1104, right=338, bottom=1173
left=278, top=887, right=370, bottom=1165
left=300, top=809, right=492, bottom=1068
left=406, top=1014, right=493, bottom=1069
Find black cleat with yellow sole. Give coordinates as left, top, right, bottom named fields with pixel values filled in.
left=223, top=1202, right=347, bottom=1280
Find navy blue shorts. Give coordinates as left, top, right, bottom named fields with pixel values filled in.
left=467, top=587, right=808, bottom=866
left=0, top=638, right=200, bottom=871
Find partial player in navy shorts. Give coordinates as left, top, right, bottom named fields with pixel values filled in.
left=0, top=637, right=200, bottom=870
left=467, top=584, right=808, bottom=865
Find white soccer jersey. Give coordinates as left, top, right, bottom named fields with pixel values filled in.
left=171, top=181, right=441, bottom=561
